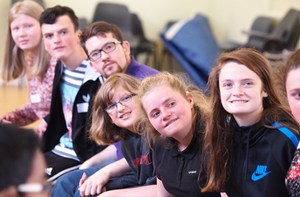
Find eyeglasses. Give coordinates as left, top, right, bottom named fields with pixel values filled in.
left=105, top=93, right=137, bottom=113
left=88, top=41, right=122, bottom=62
left=17, top=182, right=53, bottom=193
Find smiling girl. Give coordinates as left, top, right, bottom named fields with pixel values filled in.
left=139, top=72, right=220, bottom=197
left=76, top=73, right=156, bottom=197
left=202, top=48, right=300, bottom=197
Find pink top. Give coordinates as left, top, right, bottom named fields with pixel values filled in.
left=3, top=58, right=56, bottom=126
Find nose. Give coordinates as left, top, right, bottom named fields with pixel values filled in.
left=161, top=108, right=171, bottom=121
left=100, top=50, right=110, bottom=60
left=53, top=33, right=61, bottom=44
left=116, top=102, right=125, bottom=111
left=233, top=85, right=244, bottom=96
left=18, top=27, right=26, bottom=37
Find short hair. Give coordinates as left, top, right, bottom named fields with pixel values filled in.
left=2, top=0, right=49, bottom=81
left=0, top=124, right=40, bottom=191
left=40, top=5, right=79, bottom=30
left=81, top=21, right=124, bottom=45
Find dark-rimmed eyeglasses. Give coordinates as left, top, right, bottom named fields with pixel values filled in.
left=17, top=182, right=53, bottom=193
left=105, top=93, right=137, bottom=113
left=88, top=41, right=122, bottom=62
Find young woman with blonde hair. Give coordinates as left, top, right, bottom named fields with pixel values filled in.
left=0, top=0, right=55, bottom=126
left=138, top=72, right=220, bottom=197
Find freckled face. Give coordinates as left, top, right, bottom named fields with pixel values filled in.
left=141, top=84, right=194, bottom=141
left=219, top=62, right=268, bottom=126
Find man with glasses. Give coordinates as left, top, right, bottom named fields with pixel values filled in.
left=51, top=21, right=158, bottom=196
left=82, top=21, right=158, bottom=80
left=37, top=6, right=108, bottom=181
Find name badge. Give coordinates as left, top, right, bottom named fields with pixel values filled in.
left=77, top=103, right=89, bottom=113
left=30, top=94, right=41, bottom=103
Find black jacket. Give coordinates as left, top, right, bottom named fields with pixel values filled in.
left=226, top=120, right=299, bottom=197
left=41, top=60, right=107, bottom=162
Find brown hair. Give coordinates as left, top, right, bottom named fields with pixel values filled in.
left=81, top=21, right=124, bottom=50
left=202, top=48, right=299, bottom=191
left=90, top=73, right=140, bottom=145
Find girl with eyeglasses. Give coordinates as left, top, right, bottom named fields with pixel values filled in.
left=77, top=73, right=156, bottom=197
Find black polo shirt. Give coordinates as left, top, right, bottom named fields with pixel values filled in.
left=154, top=135, right=220, bottom=197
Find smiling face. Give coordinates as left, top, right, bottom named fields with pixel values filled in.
left=85, top=33, right=130, bottom=78
left=286, top=67, right=300, bottom=124
left=219, top=61, right=268, bottom=126
left=41, top=15, right=80, bottom=61
left=107, top=86, right=141, bottom=132
left=10, top=14, right=41, bottom=52
left=141, top=84, right=194, bottom=142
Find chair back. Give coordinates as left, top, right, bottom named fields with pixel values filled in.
left=246, top=16, right=275, bottom=51
left=92, top=2, right=132, bottom=38
left=267, top=8, right=300, bottom=52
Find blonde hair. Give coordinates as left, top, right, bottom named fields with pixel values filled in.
left=2, top=0, right=50, bottom=81
left=138, top=72, right=210, bottom=146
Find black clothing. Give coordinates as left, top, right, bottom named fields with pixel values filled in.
left=154, top=107, right=220, bottom=197
left=226, top=120, right=299, bottom=197
left=41, top=61, right=107, bottom=162
left=121, top=133, right=156, bottom=186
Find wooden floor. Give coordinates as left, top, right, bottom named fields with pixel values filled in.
left=0, top=85, right=38, bottom=128
left=0, top=85, right=28, bottom=115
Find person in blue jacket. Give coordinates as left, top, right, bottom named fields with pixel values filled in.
left=51, top=21, right=158, bottom=196
left=202, top=48, right=300, bottom=197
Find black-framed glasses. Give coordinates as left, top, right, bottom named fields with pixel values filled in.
left=17, top=182, right=53, bottom=193
left=105, top=93, right=137, bottom=113
left=88, top=41, right=122, bottom=62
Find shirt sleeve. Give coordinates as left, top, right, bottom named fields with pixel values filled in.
left=2, top=59, right=56, bottom=126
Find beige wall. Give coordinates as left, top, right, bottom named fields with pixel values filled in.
left=1, top=0, right=300, bottom=78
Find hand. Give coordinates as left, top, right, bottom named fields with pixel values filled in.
left=79, top=170, right=109, bottom=197
left=34, top=119, right=48, bottom=138
left=0, top=114, right=13, bottom=124
left=0, top=118, right=12, bottom=124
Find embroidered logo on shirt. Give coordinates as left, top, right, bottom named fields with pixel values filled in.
left=188, top=170, right=197, bottom=174
left=251, top=165, right=271, bottom=181
left=45, top=167, right=53, bottom=176
left=82, top=94, right=90, bottom=102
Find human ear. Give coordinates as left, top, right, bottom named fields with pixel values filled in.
left=186, top=91, right=194, bottom=106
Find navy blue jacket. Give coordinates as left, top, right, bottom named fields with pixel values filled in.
left=226, top=120, right=299, bottom=197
